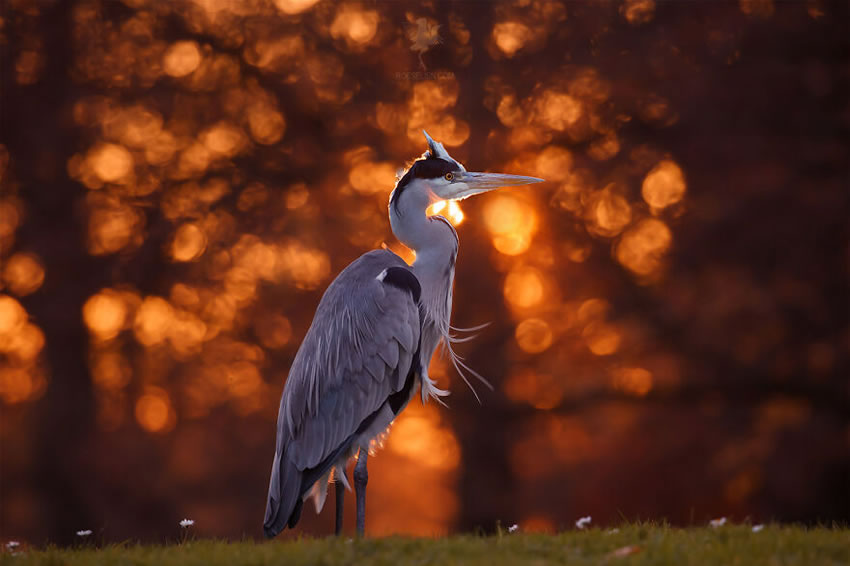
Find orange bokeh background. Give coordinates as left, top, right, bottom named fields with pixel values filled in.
left=0, top=0, right=847, bottom=545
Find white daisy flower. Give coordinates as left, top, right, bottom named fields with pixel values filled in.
left=179, top=518, right=195, bottom=528
left=76, top=530, right=92, bottom=537
left=709, top=517, right=727, bottom=528
left=752, top=524, right=764, bottom=532
left=508, top=524, right=519, bottom=533
left=575, top=516, right=592, bottom=529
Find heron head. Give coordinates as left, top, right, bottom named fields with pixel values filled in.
left=391, top=131, right=544, bottom=211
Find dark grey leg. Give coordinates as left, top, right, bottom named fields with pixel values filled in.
left=334, top=477, right=345, bottom=535
left=354, top=448, right=368, bottom=537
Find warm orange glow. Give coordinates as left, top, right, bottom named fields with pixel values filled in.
left=535, top=146, right=572, bottom=183
left=226, top=361, right=263, bottom=399
left=504, top=369, right=563, bottom=410
left=170, top=283, right=200, bottom=310
left=3, top=322, right=45, bottom=362
left=483, top=195, right=537, bottom=256
left=503, top=266, right=545, bottom=309
left=412, top=81, right=458, bottom=113
left=642, top=160, right=686, bottom=209
left=427, top=200, right=465, bottom=226
left=231, top=236, right=277, bottom=282
left=521, top=515, right=556, bottom=533
left=387, top=403, right=460, bottom=470
left=577, top=298, right=610, bottom=323
left=0, top=198, right=21, bottom=254
left=535, top=91, right=582, bottom=131
left=0, top=294, right=27, bottom=342
left=375, top=102, right=406, bottom=134
left=621, top=0, right=656, bottom=24
left=330, top=6, right=379, bottom=48
left=494, top=232, right=532, bottom=256
left=168, top=310, right=208, bottom=358
left=273, top=0, right=320, bottom=15
left=278, top=243, right=331, bottom=289
left=515, top=318, right=553, bottom=354
left=582, top=321, right=622, bottom=356
left=107, top=106, right=164, bottom=149
left=91, top=350, right=132, bottom=391
left=237, top=184, right=269, bottom=212
left=563, top=239, right=591, bottom=263
left=0, top=367, right=33, bottom=404
left=247, top=105, right=286, bottom=145
left=202, top=122, right=246, bottom=158
left=83, top=290, right=127, bottom=341
left=245, top=35, right=305, bottom=71
left=588, top=132, right=621, bottom=161
left=2, top=252, right=45, bottom=296
left=144, top=130, right=177, bottom=165
left=133, top=296, right=174, bottom=346
left=349, top=160, right=397, bottom=195
left=551, top=170, right=591, bottom=213
left=89, top=143, right=133, bottom=183
left=177, top=142, right=211, bottom=177
left=224, top=267, right=257, bottom=302
left=285, top=183, right=310, bottom=209
left=410, top=81, right=458, bottom=115
left=492, top=21, right=532, bottom=57
left=87, top=200, right=141, bottom=255
left=163, top=41, right=202, bottom=77
left=586, top=185, right=632, bottom=238
left=255, top=314, right=292, bottom=349
left=135, top=387, right=175, bottom=433
left=405, top=79, right=470, bottom=147
left=496, top=93, right=524, bottom=127
left=170, top=223, right=207, bottom=262
left=386, top=242, right=416, bottom=266
left=611, top=367, right=653, bottom=396
left=369, top=412, right=460, bottom=536
left=203, top=293, right=238, bottom=335
left=569, top=68, right=611, bottom=104
left=616, top=218, right=673, bottom=277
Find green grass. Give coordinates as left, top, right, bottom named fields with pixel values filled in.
left=4, top=525, right=848, bottom=566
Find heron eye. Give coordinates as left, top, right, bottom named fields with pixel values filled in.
left=445, top=172, right=454, bottom=181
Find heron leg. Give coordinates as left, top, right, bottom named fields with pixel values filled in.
left=334, top=477, right=345, bottom=535
left=354, top=448, right=368, bottom=537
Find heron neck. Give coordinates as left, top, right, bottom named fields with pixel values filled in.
left=389, top=197, right=456, bottom=262
left=389, top=189, right=458, bottom=380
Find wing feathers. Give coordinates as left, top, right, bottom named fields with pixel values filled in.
left=377, top=339, right=399, bottom=369
left=267, top=249, right=422, bottom=532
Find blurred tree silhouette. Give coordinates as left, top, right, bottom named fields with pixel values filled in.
left=0, top=0, right=847, bottom=544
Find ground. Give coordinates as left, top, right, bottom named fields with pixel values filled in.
left=3, top=525, right=848, bottom=565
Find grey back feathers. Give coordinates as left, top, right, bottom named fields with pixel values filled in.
left=264, top=249, right=422, bottom=537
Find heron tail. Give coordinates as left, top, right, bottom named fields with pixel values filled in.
left=263, top=449, right=303, bottom=538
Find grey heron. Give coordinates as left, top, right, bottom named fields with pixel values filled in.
left=264, top=131, right=543, bottom=538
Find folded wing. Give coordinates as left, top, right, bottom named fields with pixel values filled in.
left=264, top=249, right=421, bottom=537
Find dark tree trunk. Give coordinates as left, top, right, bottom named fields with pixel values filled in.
left=1, top=0, right=101, bottom=544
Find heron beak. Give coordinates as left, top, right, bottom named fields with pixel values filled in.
left=442, top=172, right=545, bottom=200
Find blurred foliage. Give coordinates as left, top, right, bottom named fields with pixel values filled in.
left=0, top=0, right=847, bottom=545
